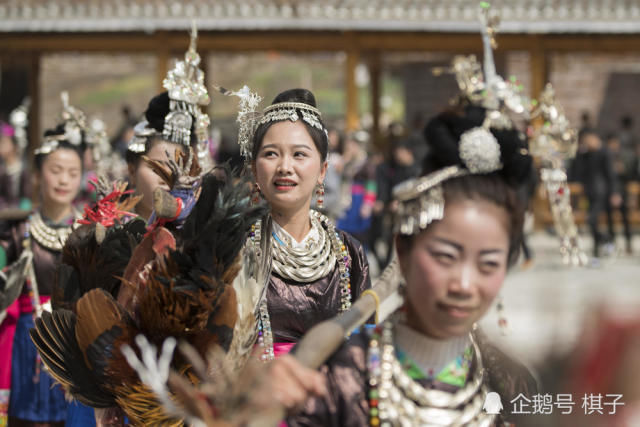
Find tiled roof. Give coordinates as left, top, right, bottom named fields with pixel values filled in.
left=1, top=0, right=640, bottom=33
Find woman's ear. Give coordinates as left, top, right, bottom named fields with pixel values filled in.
left=319, top=160, right=328, bottom=183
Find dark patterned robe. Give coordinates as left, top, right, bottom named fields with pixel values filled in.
left=288, top=328, right=539, bottom=427
left=0, top=216, right=61, bottom=297
left=266, top=229, right=371, bottom=344
left=0, top=214, right=71, bottom=423
left=0, top=163, right=31, bottom=210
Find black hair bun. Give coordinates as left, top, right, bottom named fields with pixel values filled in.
left=43, top=123, right=67, bottom=139
left=42, top=123, right=86, bottom=149
left=272, top=88, right=318, bottom=108
left=423, top=105, right=532, bottom=187
left=144, top=92, right=171, bottom=133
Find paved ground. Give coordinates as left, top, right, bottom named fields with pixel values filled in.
left=480, top=232, right=640, bottom=368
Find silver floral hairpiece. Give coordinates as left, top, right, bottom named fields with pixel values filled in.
left=9, top=97, right=29, bottom=156
left=393, top=166, right=468, bottom=235
left=127, top=120, right=156, bottom=154
left=161, top=22, right=210, bottom=147
left=35, top=92, right=85, bottom=155
left=212, top=84, right=262, bottom=161
left=259, top=102, right=327, bottom=137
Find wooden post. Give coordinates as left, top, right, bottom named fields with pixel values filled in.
left=345, top=49, right=360, bottom=131
left=155, top=32, right=171, bottom=92
left=156, top=49, right=169, bottom=93
left=28, top=53, right=40, bottom=167
left=369, top=52, right=382, bottom=149
left=529, top=41, right=551, bottom=229
left=530, top=39, right=548, bottom=101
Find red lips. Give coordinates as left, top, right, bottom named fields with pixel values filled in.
left=437, top=302, right=475, bottom=319
left=274, top=178, right=297, bottom=190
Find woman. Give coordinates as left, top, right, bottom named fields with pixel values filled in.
left=248, top=88, right=371, bottom=360
left=0, top=122, right=31, bottom=210
left=0, top=106, right=85, bottom=426
left=273, top=103, right=539, bottom=426
left=124, top=93, right=194, bottom=222
left=65, top=31, right=212, bottom=427
left=336, top=131, right=377, bottom=251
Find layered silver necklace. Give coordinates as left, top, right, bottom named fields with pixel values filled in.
left=29, top=211, right=78, bottom=251
left=269, top=211, right=336, bottom=283
left=251, top=210, right=353, bottom=361
left=368, top=321, right=496, bottom=427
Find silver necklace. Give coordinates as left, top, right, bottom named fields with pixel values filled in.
left=270, top=212, right=335, bottom=283
left=368, top=322, right=496, bottom=427
left=29, top=211, right=77, bottom=251
left=251, top=210, right=353, bottom=361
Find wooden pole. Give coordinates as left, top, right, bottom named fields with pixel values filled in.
left=530, top=39, right=548, bottom=101
left=156, top=49, right=169, bottom=93
left=369, top=52, right=382, bottom=149
left=345, top=49, right=360, bottom=131
left=28, top=53, right=40, bottom=168
left=156, top=32, right=171, bottom=93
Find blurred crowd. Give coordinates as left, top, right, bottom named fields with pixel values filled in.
left=569, top=113, right=640, bottom=258
left=2, top=107, right=640, bottom=267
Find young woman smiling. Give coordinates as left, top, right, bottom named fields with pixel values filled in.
left=248, top=88, right=371, bottom=361
left=0, top=108, right=86, bottom=426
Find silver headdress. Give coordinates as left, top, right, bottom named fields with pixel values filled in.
left=393, top=2, right=529, bottom=235
left=128, top=22, right=210, bottom=154
left=215, top=86, right=328, bottom=165
left=530, top=84, right=588, bottom=266
left=35, top=91, right=86, bottom=155
left=259, top=102, right=327, bottom=138
left=214, top=85, right=263, bottom=161
left=9, top=97, right=30, bottom=156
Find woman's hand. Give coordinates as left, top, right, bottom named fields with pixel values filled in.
left=268, top=354, right=327, bottom=412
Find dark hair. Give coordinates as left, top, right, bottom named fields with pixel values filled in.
left=125, top=92, right=191, bottom=166
left=34, top=124, right=85, bottom=171
left=578, top=127, right=599, bottom=143
left=399, top=105, right=533, bottom=267
left=251, top=88, right=328, bottom=162
left=125, top=138, right=178, bottom=166
left=327, top=127, right=345, bottom=155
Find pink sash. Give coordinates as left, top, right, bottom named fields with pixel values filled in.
left=273, top=342, right=295, bottom=358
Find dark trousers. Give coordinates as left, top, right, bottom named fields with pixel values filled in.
left=606, top=190, right=632, bottom=245
left=521, top=236, right=532, bottom=261
left=588, top=193, right=608, bottom=257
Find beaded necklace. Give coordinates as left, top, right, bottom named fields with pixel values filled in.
left=250, top=210, right=352, bottom=361
left=367, top=322, right=495, bottom=427
left=23, top=212, right=76, bottom=381
left=29, top=211, right=76, bottom=251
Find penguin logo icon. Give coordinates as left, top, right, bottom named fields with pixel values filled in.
left=483, top=392, right=503, bottom=414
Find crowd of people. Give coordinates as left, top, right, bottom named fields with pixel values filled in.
left=569, top=115, right=639, bottom=258
left=0, top=10, right=639, bottom=427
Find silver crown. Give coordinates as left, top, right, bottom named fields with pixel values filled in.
left=162, top=22, right=210, bottom=147
left=35, top=92, right=86, bottom=155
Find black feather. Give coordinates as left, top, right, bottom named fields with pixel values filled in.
left=54, top=219, right=146, bottom=310
left=30, top=311, right=116, bottom=407
left=171, top=169, right=266, bottom=291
